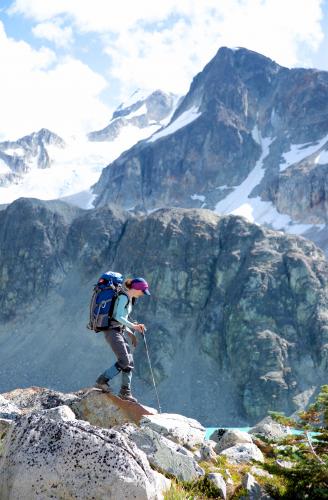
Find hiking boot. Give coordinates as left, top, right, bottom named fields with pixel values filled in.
left=94, top=375, right=112, bottom=393
left=118, top=385, right=137, bottom=402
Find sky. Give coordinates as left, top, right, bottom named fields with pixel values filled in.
left=0, top=0, right=327, bottom=140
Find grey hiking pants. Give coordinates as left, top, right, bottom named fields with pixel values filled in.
left=104, top=326, right=134, bottom=371
left=101, top=327, right=134, bottom=387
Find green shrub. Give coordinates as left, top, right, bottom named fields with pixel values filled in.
left=266, top=385, right=328, bottom=499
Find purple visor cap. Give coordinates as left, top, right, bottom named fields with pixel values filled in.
left=131, top=278, right=151, bottom=295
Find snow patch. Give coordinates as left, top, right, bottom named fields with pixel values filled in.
left=230, top=197, right=315, bottom=234
left=191, top=194, right=206, bottom=202
left=148, top=106, right=201, bottom=143
left=281, top=135, right=328, bottom=171
left=215, top=134, right=324, bottom=234
left=315, top=149, right=328, bottom=165
left=251, top=125, right=261, bottom=145
left=127, top=103, right=147, bottom=119
left=215, top=136, right=273, bottom=215
left=120, top=89, right=153, bottom=109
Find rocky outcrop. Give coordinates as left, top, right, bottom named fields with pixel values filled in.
left=1, top=200, right=328, bottom=424
left=1, top=386, right=80, bottom=414
left=140, top=413, right=206, bottom=449
left=0, top=413, right=167, bottom=499
left=72, top=389, right=156, bottom=427
left=269, top=149, right=328, bottom=224
left=0, top=198, right=81, bottom=321
left=116, top=423, right=204, bottom=481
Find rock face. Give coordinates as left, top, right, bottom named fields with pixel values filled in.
left=0, top=200, right=328, bottom=424
left=117, top=423, right=204, bottom=481
left=88, top=90, right=178, bottom=142
left=0, top=128, right=65, bottom=187
left=92, top=47, right=328, bottom=257
left=0, top=413, right=165, bottom=500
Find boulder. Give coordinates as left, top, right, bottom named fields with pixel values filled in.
left=241, top=473, right=272, bottom=500
left=116, top=423, right=204, bottom=481
left=71, top=388, right=156, bottom=428
left=198, top=441, right=217, bottom=461
left=0, top=413, right=167, bottom=499
left=1, top=387, right=79, bottom=414
left=140, top=413, right=205, bottom=449
left=207, top=473, right=226, bottom=499
left=209, top=428, right=227, bottom=443
left=0, top=395, right=21, bottom=421
left=250, top=466, right=273, bottom=479
left=213, top=429, right=253, bottom=453
left=220, top=443, right=264, bottom=464
left=152, top=470, right=171, bottom=496
left=33, top=405, right=76, bottom=422
left=249, top=416, right=290, bottom=440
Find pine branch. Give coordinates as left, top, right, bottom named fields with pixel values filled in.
left=305, top=431, right=325, bottom=465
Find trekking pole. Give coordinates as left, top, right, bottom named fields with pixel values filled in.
left=142, top=328, right=162, bottom=414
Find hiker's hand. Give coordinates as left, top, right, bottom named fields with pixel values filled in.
left=133, top=323, right=145, bottom=333
left=130, top=333, right=138, bottom=348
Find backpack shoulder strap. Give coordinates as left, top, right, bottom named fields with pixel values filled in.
left=118, top=290, right=130, bottom=308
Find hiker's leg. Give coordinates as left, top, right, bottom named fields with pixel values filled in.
left=103, top=328, right=133, bottom=378
left=118, top=334, right=137, bottom=402
left=121, top=368, right=132, bottom=387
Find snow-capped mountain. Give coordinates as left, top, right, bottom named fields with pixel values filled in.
left=0, top=90, right=179, bottom=207
left=93, top=47, right=328, bottom=251
left=88, top=89, right=179, bottom=142
left=0, top=129, right=65, bottom=186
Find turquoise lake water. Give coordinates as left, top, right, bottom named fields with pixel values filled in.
left=205, top=427, right=311, bottom=440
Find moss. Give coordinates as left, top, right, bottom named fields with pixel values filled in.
left=164, top=474, right=227, bottom=499
left=232, top=486, right=248, bottom=498
left=164, top=481, right=191, bottom=500
left=212, top=455, right=251, bottom=484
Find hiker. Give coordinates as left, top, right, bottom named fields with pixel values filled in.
left=95, top=277, right=150, bottom=402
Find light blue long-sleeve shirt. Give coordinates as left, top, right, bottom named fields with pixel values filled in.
left=112, top=293, right=135, bottom=332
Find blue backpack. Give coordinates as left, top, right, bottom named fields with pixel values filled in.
left=87, top=271, right=124, bottom=332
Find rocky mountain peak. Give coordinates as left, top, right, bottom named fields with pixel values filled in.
left=93, top=47, right=328, bottom=246
left=0, top=128, right=66, bottom=185
left=172, top=47, right=283, bottom=127
left=27, top=128, right=65, bottom=147
left=88, top=89, right=179, bottom=142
